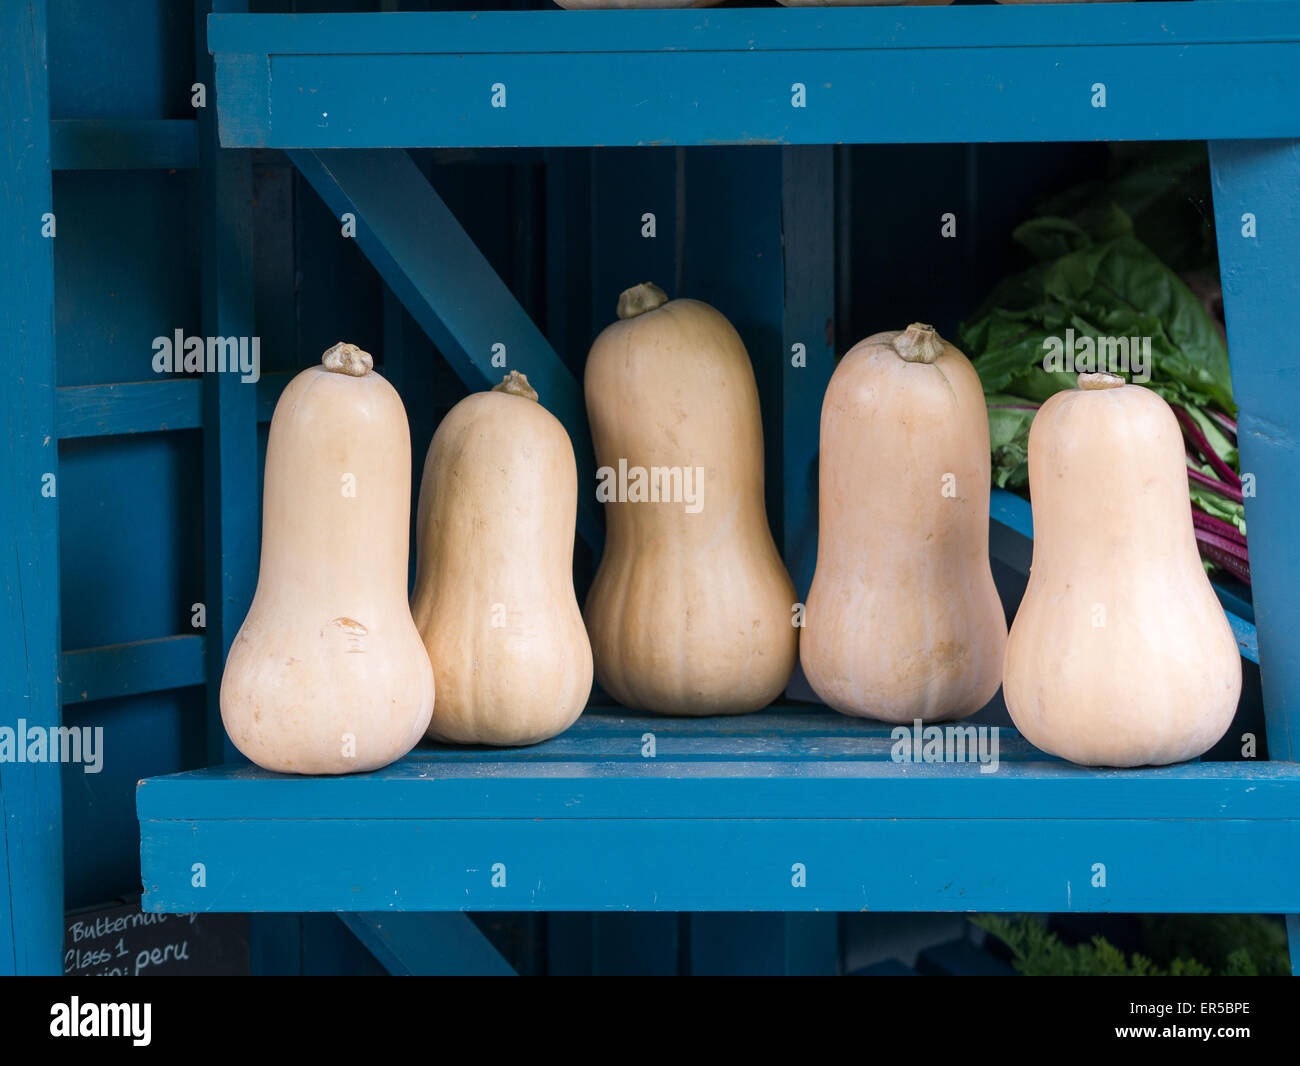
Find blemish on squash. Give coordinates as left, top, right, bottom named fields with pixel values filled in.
left=326, top=617, right=368, bottom=653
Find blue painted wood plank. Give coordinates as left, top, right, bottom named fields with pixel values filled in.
left=1209, top=140, right=1300, bottom=961
left=208, top=6, right=1300, bottom=57
left=55, top=380, right=202, bottom=438
left=60, top=636, right=206, bottom=705
left=198, top=0, right=259, bottom=766
left=339, top=913, right=516, bottom=976
left=139, top=814, right=1300, bottom=914
left=208, top=7, right=1300, bottom=148
left=287, top=147, right=601, bottom=550
left=1208, top=139, right=1300, bottom=763
left=0, top=0, right=64, bottom=977
left=135, top=721, right=1300, bottom=821
left=49, top=119, right=197, bottom=171
left=398, top=714, right=1047, bottom=763
left=990, top=489, right=1259, bottom=664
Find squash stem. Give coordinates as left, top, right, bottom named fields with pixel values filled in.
left=1077, top=372, right=1125, bottom=390
left=893, top=323, right=943, bottom=364
left=617, top=282, right=669, bottom=320
left=322, top=342, right=373, bottom=377
left=492, top=370, right=539, bottom=402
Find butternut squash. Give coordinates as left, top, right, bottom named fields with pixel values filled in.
left=801, top=324, right=1007, bottom=723
left=410, top=371, right=592, bottom=746
left=1003, top=373, right=1242, bottom=767
left=583, top=283, right=798, bottom=715
left=220, top=343, right=434, bottom=774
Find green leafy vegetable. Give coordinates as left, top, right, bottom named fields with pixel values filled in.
left=960, top=148, right=1246, bottom=580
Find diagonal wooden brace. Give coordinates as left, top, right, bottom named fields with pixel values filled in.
left=289, top=147, right=602, bottom=551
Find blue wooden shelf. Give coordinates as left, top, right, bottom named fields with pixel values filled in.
left=138, top=707, right=1300, bottom=915
left=207, top=5, right=1300, bottom=148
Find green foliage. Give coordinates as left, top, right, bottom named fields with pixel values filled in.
left=971, top=914, right=1290, bottom=977
left=1140, top=915, right=1290, bottom=978
left=958, top=144, right=1246, bottom=561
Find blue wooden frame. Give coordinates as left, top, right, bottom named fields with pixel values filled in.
left=133, top=5, right=1300, bottom=976
left=1, top=0, right=64, bottom=978
left=137, top=708, right=1300, bottom=913
left=4, top=3, right=1297, bottom=976
left=204, top=6, right=1300, bottom=147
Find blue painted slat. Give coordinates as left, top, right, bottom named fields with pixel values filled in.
left=208, top=7, right=1300, bottom=56
left=139, top=813, right=1300, bottom=915
left=198, top=0, right=258, bottom=766
left=208, top=7, right=1300, bottom=149
left=1208, top=139, right=1300, bottom=974
left=52, top=372, right=293, bottom=439
left=49, top=119, right=197, bottom=171
left=1208, top=140, right=1300, bottom=764
left=401, top=710, right=1047, bottom=762
left=339, top=913, right=516, bottom=976
left=0, top=0, right=64, bottom=977
left=990, top=489, right=1259, bottom=664
left=56, top=380, right=202, bottom=438
left=287, top=147, right=601, bottom=550
left=60, top=635, right=206, bottom=705
left=135, top=722, right=1300, bottom=822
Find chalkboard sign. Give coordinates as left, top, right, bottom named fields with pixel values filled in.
left=64, top=899, right=249, bottom=976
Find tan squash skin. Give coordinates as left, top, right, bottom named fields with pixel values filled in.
left=221, top=343, right=435, bottom=775
left=584, top=284, right=798, bottom=715
left=1003, top=374, right=1242, bottom=767
left=410, top=372, right=593, bottom=746
left=801, top=325, right=1007, bottom=723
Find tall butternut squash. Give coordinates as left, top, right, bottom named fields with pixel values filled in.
left=1003, top=373, right=1242, bottom=766
left=801, top=324, right=1007, bottom=722
left=221, top=343, right=434, bottom=774
left=410, top=371, right=592, bottom=746
left=583, top=283, right=798, bottom=715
